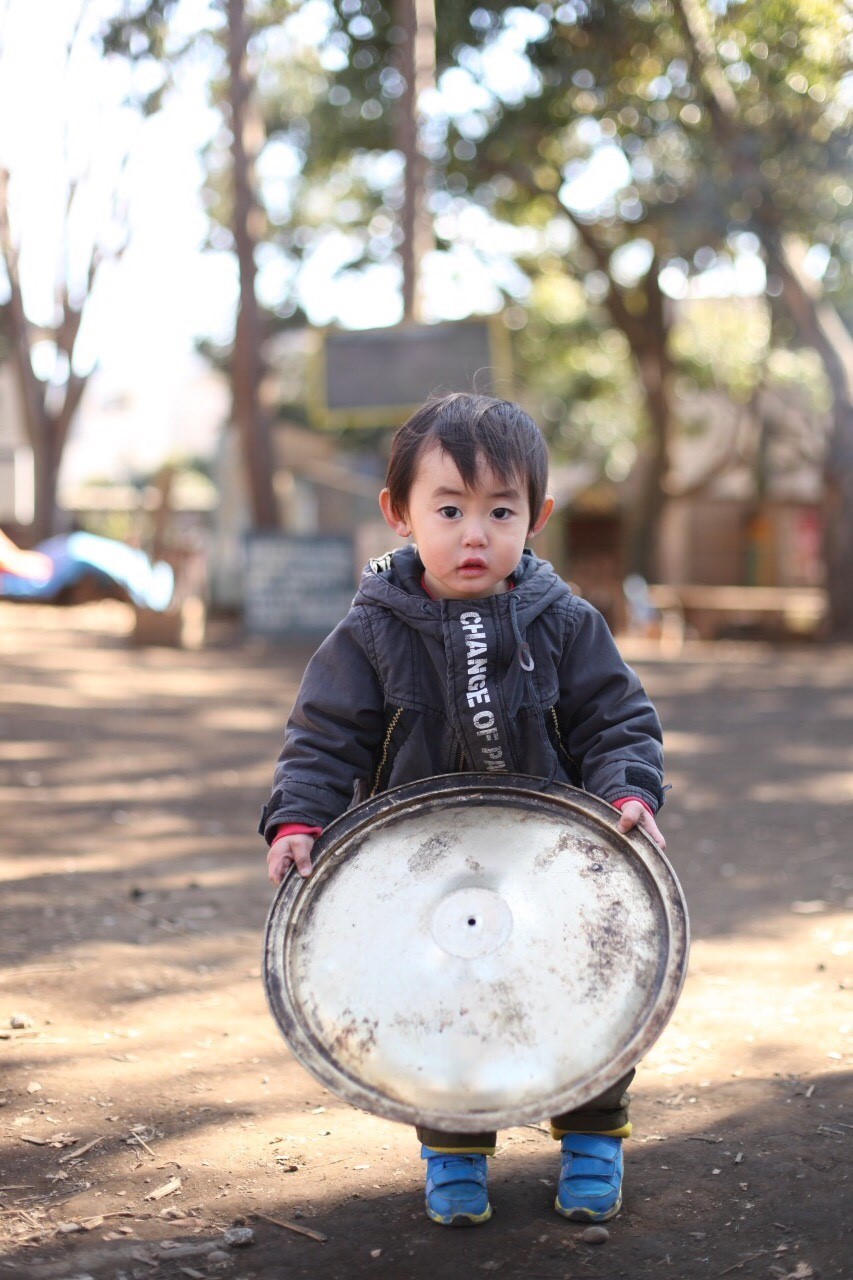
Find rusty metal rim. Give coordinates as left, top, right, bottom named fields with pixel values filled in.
left=263, top=773, right=690, bottom=1132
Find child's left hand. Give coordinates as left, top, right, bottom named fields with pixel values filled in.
left=617, top=800, right=666, bottom=850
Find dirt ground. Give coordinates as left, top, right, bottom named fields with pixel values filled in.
left=1, top=601, right=851, bottom=1280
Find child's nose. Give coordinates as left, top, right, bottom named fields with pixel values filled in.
left=463, top=521, right=487, bottom=545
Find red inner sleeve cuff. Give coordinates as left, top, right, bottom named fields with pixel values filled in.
left=271, top=823, right=323, bottom=842
left=612, top=797, right=655, bottom=818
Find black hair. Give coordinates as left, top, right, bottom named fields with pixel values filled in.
left=385, top=393, right=549, bottom=530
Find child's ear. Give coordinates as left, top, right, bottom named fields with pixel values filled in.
left=379, top=488, right=411, bottom=537
left=529, top=495, right=555, bottom=537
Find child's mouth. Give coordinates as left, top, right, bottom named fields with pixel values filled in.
left=459, top=559, right=487, bottom=573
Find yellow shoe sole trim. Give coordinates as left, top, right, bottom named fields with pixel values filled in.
left=426, top=1202, right=493, bottom=1226
left=553, top=1194, right=622, bottom=1223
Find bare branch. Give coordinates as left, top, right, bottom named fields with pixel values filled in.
left=0, top=167, right=46, bottom=438
left=557, top=209, right=641, bottom=344
left=670, top=0, right=738, bottom=126
left=53, top=370, right=90, bottom=460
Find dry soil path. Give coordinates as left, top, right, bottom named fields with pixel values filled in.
left=1, top=603, right=850, bottom=1279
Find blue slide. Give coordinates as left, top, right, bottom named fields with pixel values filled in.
left=0, top=532, right=174, bottom=611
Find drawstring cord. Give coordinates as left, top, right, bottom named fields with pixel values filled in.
left=509, top=594, right=559, bottom=785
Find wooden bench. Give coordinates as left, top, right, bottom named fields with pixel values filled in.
left=645, top=584, right=827, bottom=642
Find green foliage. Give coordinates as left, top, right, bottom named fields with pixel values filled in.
left=97, top=0, right=187, bottom=113
left=669, top=297, right=772, bottom=401
left=103, top=0, right=852, bottom=486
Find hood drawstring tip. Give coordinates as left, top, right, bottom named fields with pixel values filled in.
left=509, top=593, right=558, bottom=783
left=509, top=594, right=535, bottom=672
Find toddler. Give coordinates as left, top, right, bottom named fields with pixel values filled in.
left=261, top=393, right=665, bottom=1225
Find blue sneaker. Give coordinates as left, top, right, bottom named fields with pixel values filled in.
left=555, top=1134, right=623, bottom=1222
left=421, top=1145, right=492, bottom=1226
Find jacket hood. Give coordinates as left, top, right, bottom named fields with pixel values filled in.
left=353, top=545, right=569, bottom=632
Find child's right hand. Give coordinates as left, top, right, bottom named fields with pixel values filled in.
left=268, top=833, right=316, bottom=883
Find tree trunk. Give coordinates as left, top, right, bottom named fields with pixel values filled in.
left=6, top=323, right=60, bottom=540
left=30, top=420, right=62, bottom=541
left=2, top=169, right=94, bottom=540
left=823, top=430, right=853, bottom=637
left=394, top=0, right=435, bottom=321
left=564, top=220, right=675, bottom=580
left=623, top=343, right=673, bottom=581
left=226, top=0, right=279, bottom=530
left=765, top=237, right=853, bottom=637
left=608, top=262, right=673, bottom=582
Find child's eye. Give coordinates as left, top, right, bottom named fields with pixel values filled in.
left=439, top=505, right=462, bottom=519
left=491, top=507, right=515, bottom=520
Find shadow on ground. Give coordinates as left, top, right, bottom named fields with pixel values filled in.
left=1, top=604, right=851, bottom=1278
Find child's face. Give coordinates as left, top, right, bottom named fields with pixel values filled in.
left=380, top=444, right=553, bottom=599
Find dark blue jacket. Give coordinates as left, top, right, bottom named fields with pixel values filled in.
left=260, top=547, right=664, bottom=842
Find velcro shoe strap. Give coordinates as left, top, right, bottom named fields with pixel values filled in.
left=562, top=1155, right=619, bottom=1185
left=430, top=1157, right=487, bottom=1190
left=562, top=1136, right=620, bottom=1168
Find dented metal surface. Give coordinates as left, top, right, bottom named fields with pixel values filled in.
left=263, top=774, right=689, bottom=1132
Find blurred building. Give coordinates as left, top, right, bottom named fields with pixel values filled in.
left=209, top=420, right=393, bottom=609
left=657, top=384, right=825, bottom=589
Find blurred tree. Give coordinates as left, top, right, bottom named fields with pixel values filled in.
left=225, top=0, right=279, bottom=526
left=670, top=0, right=853, bottom=629
left=0, top=7, right=130, bottom=539
left=100, top=2, right=851, bottom=621
left=99, top=0, right=289, bottom=529
left=439, top=0, right=851, bottom=605
left=274, top=1, right=850, bottom=616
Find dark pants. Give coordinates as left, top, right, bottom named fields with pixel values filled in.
left=416, top=1069, right=635, bottom=1154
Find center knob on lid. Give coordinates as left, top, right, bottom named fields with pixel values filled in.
left=430, top=887, right=514, bottom=959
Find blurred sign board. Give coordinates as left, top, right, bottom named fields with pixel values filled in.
left=244, top=533, right=355, bottom=640
left=308, top=318, right=512, bottom=428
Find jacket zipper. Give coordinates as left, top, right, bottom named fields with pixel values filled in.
left=551, top=707, right=579, bottom=775
left=370, top=707, right=403, bottom=797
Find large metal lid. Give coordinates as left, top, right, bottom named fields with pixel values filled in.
left=264, top=774, right=689, bottom=1131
